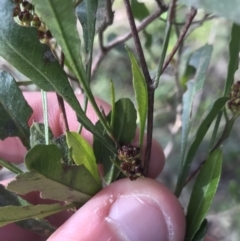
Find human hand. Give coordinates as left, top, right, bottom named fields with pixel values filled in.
left=0, top=92, right=215, bottom=241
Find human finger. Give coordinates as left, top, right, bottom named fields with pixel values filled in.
left=48, top=178, right=186, bottom=241
left=0, top=92, right=165, bottom=178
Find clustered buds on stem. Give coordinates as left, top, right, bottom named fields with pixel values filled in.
left=12, top=0, right=52, bottom=44
left=118, top=144, right=144, bottom=181
left=228, top=81, right=240, bottom=116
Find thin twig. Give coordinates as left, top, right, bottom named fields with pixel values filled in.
left=184, top=161, right=204, bottom=186
left=56, top=52, right=69, bottom=132
left=161, top=8, right=197, bottom=74
left=155, top=0, right=168, bottom=11
left=159, top=14, right=216, bottom=26
left=154, top=0, right=177, bottom=88
left=91, top=8, right=168, bottom=77
left=123, top=0, right=154, bottom=176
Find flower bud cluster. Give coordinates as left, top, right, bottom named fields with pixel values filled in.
left=12, top=0, right=52, bottom=44
left=118, top=145, right=144, bottom=181
left=228, top=81, right=240, bottom=116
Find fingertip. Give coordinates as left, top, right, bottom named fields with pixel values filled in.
left=48, top=178, right=185, bottom=241
left=148, top=138, right=165, bottom=178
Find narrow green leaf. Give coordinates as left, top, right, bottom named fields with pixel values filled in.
left=30, top=122, right=54, bottom=147
left=0, top=158, right=23, bottom=174
left=76, top=0, right=97, bottom=54
left=126, top=48, right=148, bottom=148
left=93, top=119, right=120, bottom=185
left=175, top=97, right=228, bottom=196
left=0, top=0, right=59, bottom=91
left=32, top=0, right=115, bottom=148
left=0, top=0, right=109, bottom=147
left=0, top=203, right=74, bottom=227
left=112, top=98, right=137, bottom=145
left=179, top=0, right=240, bottom=25
left=30, top=123, right=73, bottom=165
left=110, top=80, right=116, bottom=128
left=130, top=0, right=149, bottom=21
left=0, top=185, right=56, bottom=236
left=8, top=145, right=101, bottom=202
left=66, top=132, right=101, bottom=185
left=41, top=90, right=49, bottom=144
left=94, top=98, right=136, bottom=184
left=181, top=45, right=213, bottom=164
left=32, top=0, right=87, bottom=85
left=0, top=184, right=29, bottom=207
left=223, top=24, right=240, bottom=96
left=186, top=149, right=222, bottom=241
left=0, top=71, right=32, bottom=148
left=190, top=219, right=208, bottom=241
left=95, top=0, right=114, bottom=33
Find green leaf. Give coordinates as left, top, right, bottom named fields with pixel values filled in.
left=7, top=145, right=101, bottom=202
left=93, top=120, right=120, bottom=185
left=0, top=71, right=32, bottom=148
left=1, top=0, right=107, bottom=146
left=76, top=0, right=97, bottom=54
left=93, top=98, right=137, bottom=184
left=0, top=184, right=29, bottom=207
left=190, top=219, right=208, bottom=241
left=179, top=0, right=240, bottom=25
left=32, top=0, right=87, bottom=85
left=110, top=80, right=116, bottom=128
left=175, top=97, right=228, bottom=196
left=130, top=0, right=149, bottom=21
left=30, top=123, right=73, bottom=164
left=112, top=98, right=137, bottom=145
left=95, top=0, right=114, bottom=33
left=30, top=122, right=54, bottom=147
left=0, top=203, right=75, bottom=227
left=66, top=132, right=101, bottom=185
left=126, top=48, right=148, bottom=148
left=32, top=0, right=116, bottom=151
left=223, top=24, right=240, bottom=96
left=180, top=44, right=213, bottom=165
left=0, top=0, right=60, bottom=91
left=0, top=185, right=56, bottom=235
left=186, top=149, right=222, bottom=241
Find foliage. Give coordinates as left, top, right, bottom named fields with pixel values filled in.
left=0, top=0, right=240, bottom=239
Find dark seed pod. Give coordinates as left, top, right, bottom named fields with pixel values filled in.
left=38, top=30, right=45, bottom=39
left=22, top=11, right=33, bottom=23
left=120, top=162, right=131, bottom=172
left=118, top=144, right=141, bottom=161
left=13, top=6, right=21, bottom=17
left=228, top=81, right=240, bottom=116
left=31, top=15, right=41, bottom=28
left=45, top=30, right=53, bottom=39
left=22, top=1, right=33, bottom=10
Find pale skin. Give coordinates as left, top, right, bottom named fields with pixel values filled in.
left=0, top=92, right=216, bottom=241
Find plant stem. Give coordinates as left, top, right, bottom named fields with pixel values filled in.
left=155, top=0, right=177, bottom=88
left=185, top=116, right=236, bottom=186
left=57, top=52, right=69, bottom=132
left=161, top=8, right=197, bottom=74
left=41, top=90, right=49, bottom=145
left=0, top=158, right=23, bottom=174
left=155, top=0, right=167, bottom=10
left=123, top=0, right=154, bottom=176
left=91, top=8, right=168, bottom=77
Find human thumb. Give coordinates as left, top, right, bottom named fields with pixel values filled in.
left=48, top=178, right=186, bottom=241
